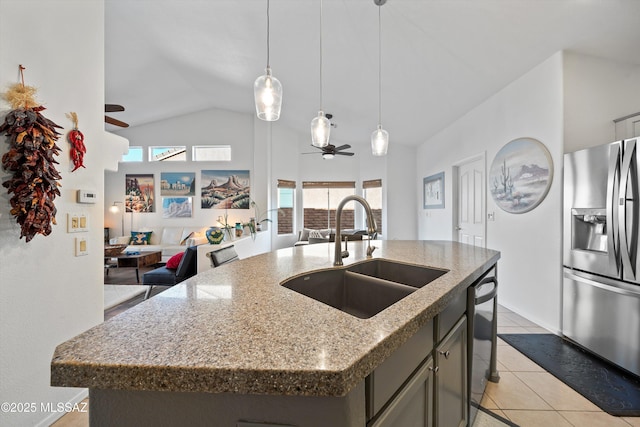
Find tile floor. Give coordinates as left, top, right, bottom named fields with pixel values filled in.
left=482, top=305, right=640, bottom=427
left=50, top=303, right=640, bottom=427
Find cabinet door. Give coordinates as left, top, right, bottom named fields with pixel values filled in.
left=370, top=357, right=434, bottom=427
left=435, top=315, right=467, bottom=427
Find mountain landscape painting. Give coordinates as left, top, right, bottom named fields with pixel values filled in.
left=200, top=170, right=250, bottom=209
left=489, top=138, right=553, bottom=214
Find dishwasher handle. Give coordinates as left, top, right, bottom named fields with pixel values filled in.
left=474, top=277, right=498, bottom=305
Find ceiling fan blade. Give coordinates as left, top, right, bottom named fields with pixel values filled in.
left=333, top=144, right=351, bottom=151
left=105, top=104, right=125, bottom=113
left=302, top=152, right=321, bottom=155
left=105, top=115, right=130, bottom=128
left=335, top=151, right=355, bottom=156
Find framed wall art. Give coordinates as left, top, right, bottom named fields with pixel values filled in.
left=489, top=137, right=553, bottom=214
left=160, top=172, right=195, bottom=196
left=424, top=172, right=445, bottom=209
left=162, top=197, right=193, bottom=218
left=200, top=170, right=250, bottom=209
left=125, top=174, right=155, bottom=213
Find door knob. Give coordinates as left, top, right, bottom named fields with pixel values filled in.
left=455, top=226, right=462, bottom=231
left=439, top=350, right=451, bottom=359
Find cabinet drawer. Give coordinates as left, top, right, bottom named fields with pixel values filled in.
left=367, top=320, right=433, bottom=418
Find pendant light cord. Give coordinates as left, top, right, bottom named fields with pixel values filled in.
left=266, top=0, right=271, bottom=68
left=319, top=0, right=324, bottom=110
left=378, top=4, right=382, bottom=126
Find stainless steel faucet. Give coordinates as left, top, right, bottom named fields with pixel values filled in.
left=334, top=195, right=378, bottom=266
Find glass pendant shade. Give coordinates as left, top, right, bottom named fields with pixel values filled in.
left=311, top=111, right=330, bottom=148
left=371, top=125, right=389, bottom=156
left=254, top=67, right=282, bottom=121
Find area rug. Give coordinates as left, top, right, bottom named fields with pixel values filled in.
left=499, top=333, right=640, bottom=416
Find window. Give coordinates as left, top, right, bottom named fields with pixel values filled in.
left=192, top=145, right=232, bottom=161
left=149, top=146, right=186, bottom=161
left=277, top=180, right=296, bottom=235
left=121, top=146, right=143, bottom=162
left=363, top=179, right=383, bottom=234
left=302, top=181, right=355, bottom=230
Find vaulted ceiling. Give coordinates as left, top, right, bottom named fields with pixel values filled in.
left=106, top=0, right=640, bottom=146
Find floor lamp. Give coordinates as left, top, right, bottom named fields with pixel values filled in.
left=110, top=201, right=124, bottom=237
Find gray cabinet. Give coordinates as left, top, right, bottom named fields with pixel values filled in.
left=367, top=291, right=469, bottom=427
left=435, top=315, right=467, bottom=427
left=370, top=357, right=434, bottom=427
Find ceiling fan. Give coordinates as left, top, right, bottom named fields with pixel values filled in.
left=303, top=144, right=355, bottom=159
left=105, top=104, right=129, bottom=128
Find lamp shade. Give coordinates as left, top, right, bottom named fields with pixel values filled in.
left=371, top=125, right=389, bottom=156
left=254, top=67, right=282, bottom=121
left=311, top=111, right=330, bottom=148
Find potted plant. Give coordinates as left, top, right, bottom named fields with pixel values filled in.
left=244, top=199, right=277, bottom=239
left=217, top=211, right=234, bottom=241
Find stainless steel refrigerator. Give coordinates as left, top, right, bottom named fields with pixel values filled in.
left=563, top=138, right=640, bottom=377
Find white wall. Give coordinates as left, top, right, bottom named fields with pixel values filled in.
left=417, top=53, right=565, bottom=332
left=0, top=1, right=128, bottom=426
left=564, top=52, right=640, bottom=153
left=386, top=143, right=417, bottom=240
left=105, top=108, right=258, bottom=236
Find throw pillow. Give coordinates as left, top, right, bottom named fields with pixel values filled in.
left=130, top=231, right=152, bottom=245
left=298, top=228, right=312, bottom=242
left=309, top=230, right=327, bottom=239
left=166, top=252, right=184, bottom=269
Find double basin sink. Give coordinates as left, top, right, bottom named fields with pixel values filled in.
left=281, top=259, right=448, bottom=319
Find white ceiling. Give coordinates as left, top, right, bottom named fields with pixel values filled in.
left=105, top=0, right=640, bottom=146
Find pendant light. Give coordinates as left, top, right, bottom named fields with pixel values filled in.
left=254, top=0, right=282, bottom=121
left=311, top=0, right=330, bottom=148
left=371, top=0, right=389, bottom=156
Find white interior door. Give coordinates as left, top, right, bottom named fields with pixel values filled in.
left=456, top=156, right=485, bottom=247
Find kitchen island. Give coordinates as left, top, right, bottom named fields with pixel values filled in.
left=52, top=240, right=499, bottom=426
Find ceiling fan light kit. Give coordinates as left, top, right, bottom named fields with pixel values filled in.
left=254, top=0, right=282, bottom=122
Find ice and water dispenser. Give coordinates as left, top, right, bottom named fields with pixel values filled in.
left=571, top=208, right=608, bottom=254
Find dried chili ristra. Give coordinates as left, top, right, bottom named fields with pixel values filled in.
left=1, top=106, right=62, bottom=242
left=66, top=112, right=86, bottom=172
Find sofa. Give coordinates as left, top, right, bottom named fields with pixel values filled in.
left=109, top=226, right=209, bottom=262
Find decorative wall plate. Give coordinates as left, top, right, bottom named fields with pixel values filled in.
left=489, top=137, right=553, bottom=214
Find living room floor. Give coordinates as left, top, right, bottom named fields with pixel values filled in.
left=50, top=300, right=640, bottom=427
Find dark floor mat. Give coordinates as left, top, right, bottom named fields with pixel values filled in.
left=499, top=333, right=640, bottom=416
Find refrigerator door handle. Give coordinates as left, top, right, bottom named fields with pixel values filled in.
left=607, top=144, right=621, bottom=272
left=619, top=139, right=636, bottom=280
left=564, top=270, right=640, bottom=298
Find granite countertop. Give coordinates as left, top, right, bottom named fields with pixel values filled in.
left=51, top=240, right=499, bottom=397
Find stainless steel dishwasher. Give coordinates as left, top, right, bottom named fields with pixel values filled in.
left=467, top=266, right=500, bottom=426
